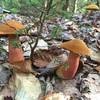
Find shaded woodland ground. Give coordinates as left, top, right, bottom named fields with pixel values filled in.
left=0, top=0, right=100, bottom=100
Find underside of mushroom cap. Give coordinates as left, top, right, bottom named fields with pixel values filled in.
left=60, top=39, right=92, bottom=56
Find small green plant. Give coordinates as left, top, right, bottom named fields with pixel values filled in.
left=10, top=40, right=21, bottom=48
left=61, top=11, right=73, bottom=19
left=0, top=45, right=7, bottom=53
left=51, top=25, right=62, bottom=38
left=10, top=8, right=19, bottom=13
left=63, top=63, right=69, bottom=69
left=0, top=15, right=3, bottom=20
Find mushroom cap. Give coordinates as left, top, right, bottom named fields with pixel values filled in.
left=60, top=39, right=92, bottom=56
left=86, top=3, right=99, bottom=10
left=0, top=20, right=25, bottom=35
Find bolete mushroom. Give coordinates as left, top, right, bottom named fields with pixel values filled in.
left=86, top=3, right=99, bottom=26
left=86, top=3, right=99, bottom=10
left=56, top=39, right=92, bottom=79
left=0, top=20, right=25, bottom=63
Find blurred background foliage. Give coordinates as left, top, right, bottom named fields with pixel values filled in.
left=0, top=0, right=99, bottom=18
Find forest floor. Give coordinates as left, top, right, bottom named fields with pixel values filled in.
left=0, top=11, right=100, bottom=100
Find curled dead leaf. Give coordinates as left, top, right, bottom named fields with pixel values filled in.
left=33, top=48, right=63, bottom=68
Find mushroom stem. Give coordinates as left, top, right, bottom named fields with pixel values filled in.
left=8, top=36, right=24, bottom=64
left=88, top=10, right=93, bottom=16
left=63, top=52, right=80, bottom=79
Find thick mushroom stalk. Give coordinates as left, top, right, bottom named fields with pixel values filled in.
left=9, top=36, right=24, bottom=63
left=63, top=52, right=80, bottom=79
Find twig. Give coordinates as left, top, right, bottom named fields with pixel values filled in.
left=30, top=0, right=53, bottom=64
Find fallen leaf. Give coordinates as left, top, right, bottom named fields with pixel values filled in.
left=93, top=27, right=100, bottom=32
left=95, top=66, right=100, bottom=73
left=90, top=51, right=100, bottom=63
left=33, top=48, right=63, bottom=68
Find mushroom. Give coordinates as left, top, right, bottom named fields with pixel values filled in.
left=0, top=20, right=25, bottom=63
left=86, top=3, right=99, bottom=10
left=56, top=39, right=92, bottom=79
left=86, top=3, right=99, bottom=26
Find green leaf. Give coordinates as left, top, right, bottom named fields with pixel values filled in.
left=10, top=40, right=21, bottom=48
left=63, top=63, right=69, bottom=69
left=51, top=25, right=62, bottom=38
left=61, top=11, right=73, bottom=19
left=31, top=0, right=41, bottom=5
left=0, top=15, right=3, bottom=20
left=10, top=8, right=19, bottom=13
left=0, top=46, right=7, bottom=53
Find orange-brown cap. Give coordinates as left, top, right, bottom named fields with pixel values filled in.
left=60, top=39, right=92, bottom=56
left=0, top=20, right=25, bottom=35
left=86, top=3, right=99, bottom=10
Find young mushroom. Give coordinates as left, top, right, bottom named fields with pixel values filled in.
left=86, top=3, right=99, bottom=26
left=86, top=3, right=99, bottom=11
left=56, top=39, right=92, bottom=79
left=0, top=20, right=25, bottom=63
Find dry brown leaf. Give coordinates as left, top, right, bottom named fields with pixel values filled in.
left=93, top=27, right=100, bottom=32
left=95, top=66, right=100, bottom=73
left=33, top=49, right=63, bottom=68
left=34, top=59, right=49, bottom=68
